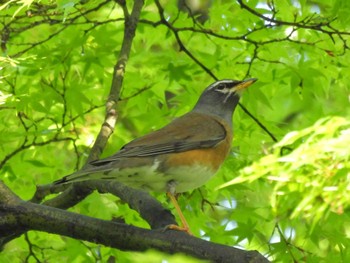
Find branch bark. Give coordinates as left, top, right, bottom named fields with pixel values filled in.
left=32, top=0, right=145, bottom=209
left=87, top=0, right=144, bottom=163
left=0, top=182, right=269, bottom=263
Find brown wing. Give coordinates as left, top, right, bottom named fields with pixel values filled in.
left=91, top=112, right=229, bottom=165
left=54, top=112, right=230, bottom=185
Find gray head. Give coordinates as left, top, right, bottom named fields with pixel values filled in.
left=193, top=78, right=257, bottom=125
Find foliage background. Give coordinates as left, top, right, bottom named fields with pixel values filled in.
left=0, top=0, right=349, bottom=262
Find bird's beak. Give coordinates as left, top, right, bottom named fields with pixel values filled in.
left=234, top=78, right=258, bottom=92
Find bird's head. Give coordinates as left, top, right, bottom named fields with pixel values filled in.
left=193, top=78, right=257, bottom=124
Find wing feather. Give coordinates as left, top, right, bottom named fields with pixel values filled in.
left=91, top=112, right=228, bottom=166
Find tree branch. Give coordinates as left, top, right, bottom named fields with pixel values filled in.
left=32, top=0, right=146, bottom=208
left=0, top=181, right=269, bottom=263
left=86, top=0, right=144, bottom=163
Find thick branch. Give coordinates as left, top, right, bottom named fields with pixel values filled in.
left=37, top=180, right=177, bottom=229
left=0, top=182, right=269, bottom=263
left=93, top=180, right=177, bottom=229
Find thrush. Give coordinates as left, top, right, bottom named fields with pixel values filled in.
left=55, top=78, right=257, bottom=234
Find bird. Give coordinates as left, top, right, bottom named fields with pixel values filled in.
left=54, top=78, right=257, bottom=234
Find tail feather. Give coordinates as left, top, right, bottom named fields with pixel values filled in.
left=54, top=171, right=92, bottom=185
left=54, top=165, right=114, bottom=185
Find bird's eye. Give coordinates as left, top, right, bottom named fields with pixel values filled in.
left=216, top=83, right=226, bottom=90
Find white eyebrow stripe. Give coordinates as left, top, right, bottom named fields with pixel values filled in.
left=215, top=87, right=232, bottom=93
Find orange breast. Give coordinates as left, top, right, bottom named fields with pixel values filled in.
left=163, top=133, right=232, bottom=172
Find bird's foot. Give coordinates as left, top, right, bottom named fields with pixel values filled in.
left=164, top=224, right=193, bottom=235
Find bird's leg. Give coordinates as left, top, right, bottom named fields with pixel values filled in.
left=166, top=191, right=193, bottom=235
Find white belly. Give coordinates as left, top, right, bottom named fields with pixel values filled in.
left=106, top=163, right=216, bottom=193
left=165, top=164, right=216, bottom=193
